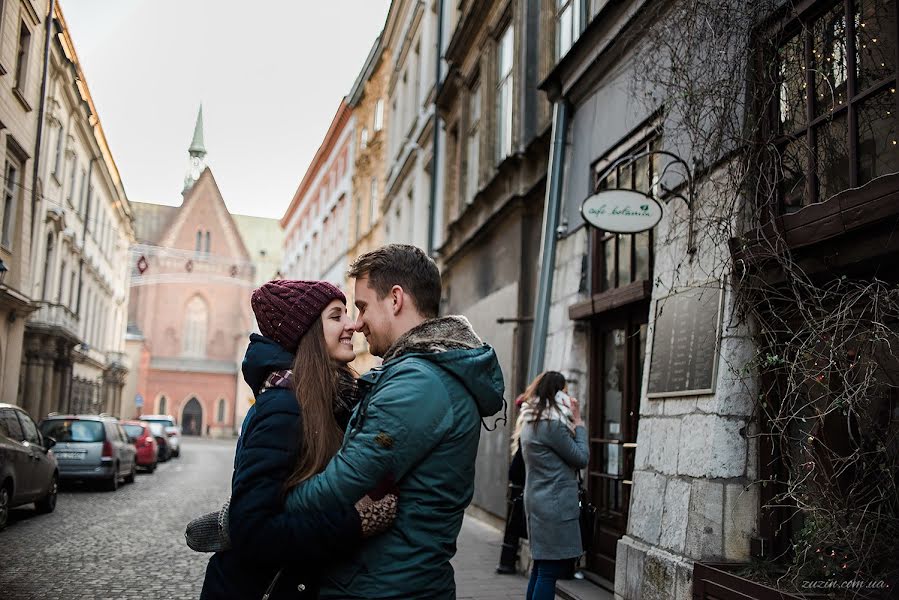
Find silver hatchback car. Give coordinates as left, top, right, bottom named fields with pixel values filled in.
left=38, top=415, right=137, bottom=492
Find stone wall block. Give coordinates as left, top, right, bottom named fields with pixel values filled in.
left=684, top=479, right=724, bottom=560
left=673, top=560, right=693, bottom=600
left=662, top=397, right=697, bottom=416
left=723, top=482, right=758, bottom=560
left=659, top=477, right=690, bottom=553
left=633, top=418, right=652, bottom=471
left=677, top=414, right=747, bottom=478
left=640, top=548, right=677, bottom=600
left=713, top=334, right=757, bottom=417
left=623, top=537, right=645, bottom=600
left=628, top=470, right=666, bottom=544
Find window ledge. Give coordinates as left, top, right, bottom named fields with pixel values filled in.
left=12, top=87, right=32, bottom=112
left=734, top=172, right=899, bottom=260
left=569, top=279, right=652, bottom=320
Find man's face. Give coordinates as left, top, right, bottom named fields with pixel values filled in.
left=353, top=276, right=394, bottom=357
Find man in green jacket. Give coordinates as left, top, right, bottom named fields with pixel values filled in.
left=285, top=244, right=505, bottom=599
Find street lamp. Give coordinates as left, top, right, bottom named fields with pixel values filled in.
left=0, top=258, right=7, bottom=286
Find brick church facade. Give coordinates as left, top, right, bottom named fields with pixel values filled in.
left=124, top=108, right=277, bottom=436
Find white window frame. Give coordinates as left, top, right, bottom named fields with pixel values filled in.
left=495, top=24, right=514, bottom=163
left=374, top=99, right=384, bottom=131
left=466, top=82, right=481, bottom=205
left=2, top=156, right=21, bottom=250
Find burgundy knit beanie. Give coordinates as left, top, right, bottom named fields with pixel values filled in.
left=251, top=280, right=346, bottom=352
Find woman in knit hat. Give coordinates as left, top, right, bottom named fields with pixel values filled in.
left=196, top=280, right=397, bottom=600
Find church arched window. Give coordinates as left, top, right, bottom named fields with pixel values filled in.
left=183, top=295, right=208, bottom=357
left=217, top=398, right=226, bottom=423
left=158, top=395, right=167, bottom=415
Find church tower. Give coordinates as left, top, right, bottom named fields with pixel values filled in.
left=183, top=105, right=207, bottom=194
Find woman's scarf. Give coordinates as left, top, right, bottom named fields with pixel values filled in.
left=261, top=368, right=361, bottom=428
left=518, top=390, right=577, bottom=436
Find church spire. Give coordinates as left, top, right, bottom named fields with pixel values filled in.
left=189, top=105, right=206, bottom=158
left=183, top=104, right=207, bottom=194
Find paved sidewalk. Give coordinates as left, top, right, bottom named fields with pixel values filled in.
left=452, top=514, right=560, bottom=600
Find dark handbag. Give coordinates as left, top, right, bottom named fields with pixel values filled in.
left=577, top=472, right=598, bottom=554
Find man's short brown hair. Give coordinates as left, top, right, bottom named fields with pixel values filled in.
left=348, top=244, right=441, bottom=318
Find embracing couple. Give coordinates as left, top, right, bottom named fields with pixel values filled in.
left=188, top=244, right=505, bottom=600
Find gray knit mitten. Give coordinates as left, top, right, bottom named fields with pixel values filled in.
left=185, top=498, right=231, bottom=552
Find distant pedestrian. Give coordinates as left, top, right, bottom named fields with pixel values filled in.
left=519, top=371, right=589, bottom=600
left=189, top=279, right=397, bottom=600
left=496, top=388, right=535, bottom=574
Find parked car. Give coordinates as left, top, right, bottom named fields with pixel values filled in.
left=139, top=415, right=181, bottom=457
left=38, top=415, right=137, bottom=492
left=0, top=404, right=59, bottom=530
left=146, top=422, right=171, bottom=462
left=120, top=421, right=158, bottom=473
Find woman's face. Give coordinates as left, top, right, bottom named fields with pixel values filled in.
left=321, top=299, right=356, bottom=364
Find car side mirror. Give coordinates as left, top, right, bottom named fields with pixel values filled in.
left=43, top=436, right=56, bottom=450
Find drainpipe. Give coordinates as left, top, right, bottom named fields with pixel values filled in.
left=526, top=100, right=569, bottom=383
left=30, top=0, right=57, bottom=272
left=426, top=0, right=445, bottom=256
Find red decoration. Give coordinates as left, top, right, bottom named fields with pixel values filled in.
left=230, top=265, right=238, bottom=277
left=136, top=255, right=148, bottom=275
left=185, top=260, right=193, bottom=273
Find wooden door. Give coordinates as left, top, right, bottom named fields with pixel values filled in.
left=586, top=312, right=647, bottom=581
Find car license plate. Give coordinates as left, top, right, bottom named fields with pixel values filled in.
left=56, top=451, right=85, bottom=460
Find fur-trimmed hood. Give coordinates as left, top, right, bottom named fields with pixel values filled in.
left=381, top=315, right=482, bottom=362
left=378, top=315, right=504, bottom=419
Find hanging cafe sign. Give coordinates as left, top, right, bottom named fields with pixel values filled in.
left=580, top=149, right=696, bottom=252
left=581, top=190, right=663, bottom=233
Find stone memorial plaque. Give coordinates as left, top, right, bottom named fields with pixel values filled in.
left=647, top=284, right=723, bottom=398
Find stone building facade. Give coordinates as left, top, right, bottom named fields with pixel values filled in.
left=281, top=100, right=354, bottom=287
left=0, top=0, right=46, bottom=405
left=345, top=37, right=390, bottom=373
left=434, top=0, right=557, bottom=518
left=0, top=2, right=135, bottom=418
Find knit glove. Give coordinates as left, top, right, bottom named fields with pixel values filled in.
left=185, top=498, right=231, bottom=552
left=354, top=493, right=398, bottom=538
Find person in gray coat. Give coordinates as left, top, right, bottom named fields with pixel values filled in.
left=519, top=371, right=589, bottom=600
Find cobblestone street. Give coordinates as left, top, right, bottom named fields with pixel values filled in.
left=0, top=436, right=538, bottom=600
left=1, top=437, right=233, bottom=600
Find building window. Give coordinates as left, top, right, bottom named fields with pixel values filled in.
left=205, top=230, right=211, bottom=253
left=183, top=295, right=208, bottom=357
left=774, top=0, right=898, bottom=213
left=79, top=168, right=87, bottom=214
left=57, top=261, right=66, bottom=304
left=67, top=158, right=77, bottom=206
left=2, top=157, right=20, bottom=249
left=14, top=22, right=31, bottom=92
left=369, top=178, right=377, bottom=229
left=593, top=136, right=658, bottom=292
left=52, top=123, right=65, bottom=178
left=374, top=99, right=384, bottom=131
left=158, top=395, right=167, bottom=415
left=217, top=398, right=225, bottom=423
left=195, top=230, right=202, bottom=252
left=466, top=82, right=481, bottom=204
left=68, top=271, right=76, bottom=309
left=556, top=0, right=581, bottom=59
left=360, top=127, right=369, bottom=148
left=41, top=233, right=54, bottom=301
left=496, top=24, right=514, bottom=162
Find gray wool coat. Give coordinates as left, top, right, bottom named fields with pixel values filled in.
left=520, top=419, right=589, bottom=560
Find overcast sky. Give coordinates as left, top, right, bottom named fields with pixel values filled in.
left=62, top=0, right=391, bottom=219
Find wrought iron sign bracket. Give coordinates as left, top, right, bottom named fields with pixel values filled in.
left=593, top=149, right=697, bottom=256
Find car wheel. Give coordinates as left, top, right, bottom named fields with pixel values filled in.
left=174, top=448, right=180, bottom=458
left=35, top=474, right=58, bottom=514
left=125, top=463, right=136, bottom=484
left=147, top=462, right=157, bottom=474
left=104, top=465, right=119, bottom=492
left=0, top=484, right=10, bottom=530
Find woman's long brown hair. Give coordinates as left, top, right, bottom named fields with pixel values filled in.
left=283, top=317, right=345, bottom=491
